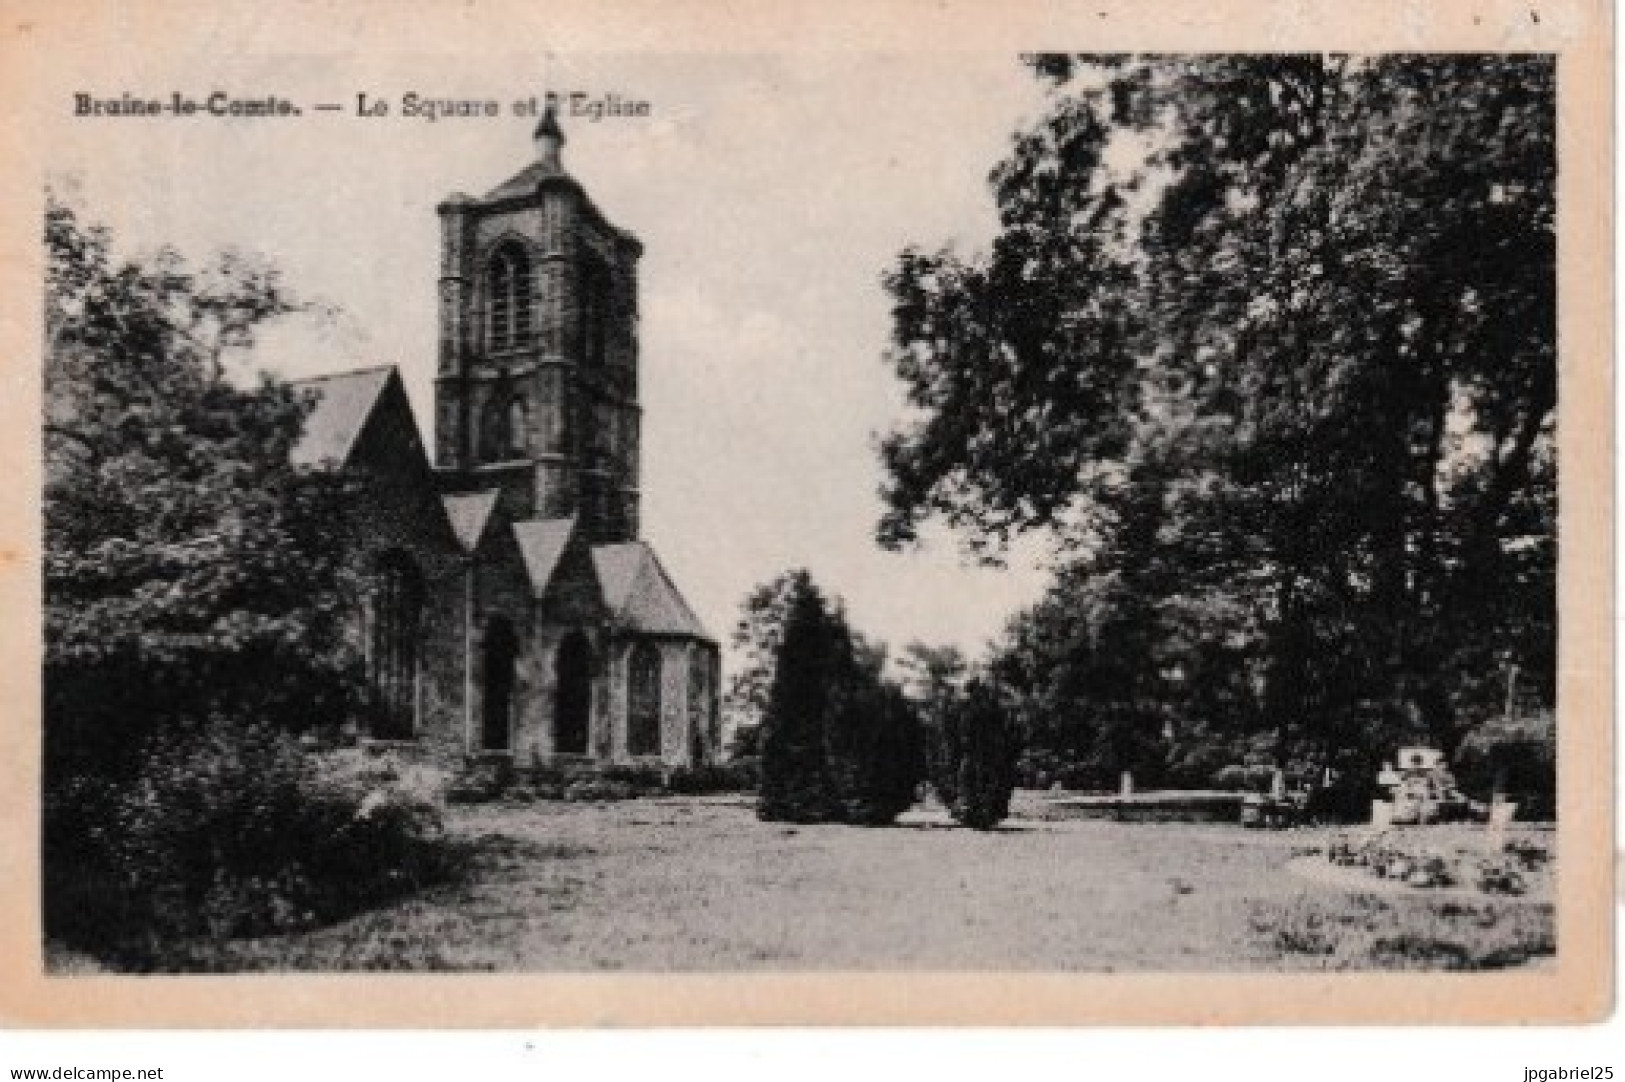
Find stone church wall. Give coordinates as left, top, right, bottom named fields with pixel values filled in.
left=341, top=385, right=471, bottom=761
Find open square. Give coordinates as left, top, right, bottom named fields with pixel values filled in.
left=94, top=795, right=1551, bottom=974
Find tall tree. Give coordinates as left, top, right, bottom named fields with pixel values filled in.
left=44, top=195, right=362, bottom=780
left=937, top=679, right=1017, bottom=830
left=880, top=56, right=1555, bottom=766
left=757, top=575, right=844, bottom=822
left=754, top=571, right=922, bottom=824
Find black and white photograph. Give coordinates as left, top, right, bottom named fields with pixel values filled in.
left=0, top=0, right=1612, bottom=1034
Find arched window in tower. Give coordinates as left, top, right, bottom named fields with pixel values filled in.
left=480, top=393, right=510, bottom=463
left=367, top=550, right=424, bottom=740
left=507, top=395, right=529, bottom=457
left=486, top=242, right=533, bottom=352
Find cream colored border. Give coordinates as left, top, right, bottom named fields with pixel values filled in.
left=0, top=0, right=1610, bottom=1026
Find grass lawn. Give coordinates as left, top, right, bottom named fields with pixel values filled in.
left=105, top=794, right=1555, bottom=972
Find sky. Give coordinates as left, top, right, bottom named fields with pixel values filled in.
left=48, top=53, right=1060, bottom=669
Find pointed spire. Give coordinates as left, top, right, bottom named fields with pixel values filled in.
left=534, top=94, right=565, bottom=171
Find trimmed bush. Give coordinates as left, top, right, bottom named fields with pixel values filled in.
left=757, top=572, right=921, bottom=825
left=597, top=763, right=671, bottom=792
left=757, top=580, right=843, bottom=823
left=827, top=683, right=923, bottom=825
left=666, top=761, right=760, bottom=794
left=935, top=681, right=1017, bottom=830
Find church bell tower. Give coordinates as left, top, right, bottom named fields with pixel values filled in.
left=434, top=98, right=644, bottom=544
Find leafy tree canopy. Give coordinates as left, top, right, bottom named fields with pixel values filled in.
left=880, top=56, right=1555, bottom=765
left=44, top=195, right=363, bottom=775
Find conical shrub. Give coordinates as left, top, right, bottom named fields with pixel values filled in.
left=943, top=680, right=1016, bottom=830
left=757, top=579, right=840, bottom=822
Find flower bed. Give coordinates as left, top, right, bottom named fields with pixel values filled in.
left=1324, top=830, right=1551, bottom=896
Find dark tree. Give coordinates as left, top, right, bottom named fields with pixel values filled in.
left=39, top=197, right=461, bottom=963
left=880, top=56, right=1556, bottom=778
left=935, top=680, right=1017, bottom=830
left=44, top=195, right=363, bottom=782
left=753, top=571, right=921, bottom=825
left=757, top=574, right=842, bottom=822
left=828, top=681, right=924, bottom=826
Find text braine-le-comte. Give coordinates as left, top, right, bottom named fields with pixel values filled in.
left=74, top=92, right=299, bottom=117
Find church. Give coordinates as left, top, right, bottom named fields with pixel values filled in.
left=291, top=104, right=721, bottom=768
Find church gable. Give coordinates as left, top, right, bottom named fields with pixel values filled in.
left=446, top=488, right=530, bottom=607
left=592, top=543, right=712, bottom=640
left=513, top=517, right=574, bottom=594
left=293, top=365, right=461, bottom=558
left=348, top=374, right=461, bottom=551
left=348, top=370, right=432, bottom=475
left=290, top=365, right=394, bottom=469
left=514, top=516, right=603, bottom=624
left=444, top=489, right=502, bottom=554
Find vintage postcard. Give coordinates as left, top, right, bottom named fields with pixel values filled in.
left=0, top=0, right=1611, bottom=1025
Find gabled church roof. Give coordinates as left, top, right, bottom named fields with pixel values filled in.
left=513, top=516, right=578, bottom=596
left=289, top=365, right=397, bottom=468
left=443, top=490, right=502, bottom=554
left=592, top=542, right=713, bottom=640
